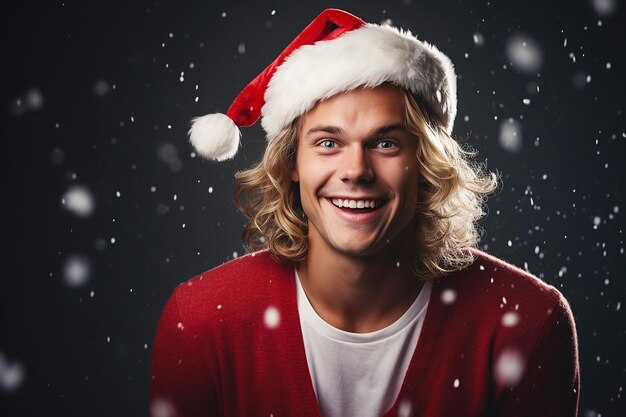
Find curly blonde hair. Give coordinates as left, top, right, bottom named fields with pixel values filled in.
left=234, top=88, right=497, bottom=279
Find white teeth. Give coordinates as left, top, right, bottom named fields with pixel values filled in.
left=331, top=198, right=379, bottom=209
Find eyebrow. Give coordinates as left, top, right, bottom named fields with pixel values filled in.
left=304, top=123, right=409, bottom=137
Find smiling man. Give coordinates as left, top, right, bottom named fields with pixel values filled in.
left=150, top=9, right=580, bottom=417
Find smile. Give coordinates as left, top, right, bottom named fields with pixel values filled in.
left=330, top=198, right=382, bottom=209
left=324, top=197, right=388, bottom=224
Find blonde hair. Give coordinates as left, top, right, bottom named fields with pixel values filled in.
left=234, top=88, right=497, bottom=278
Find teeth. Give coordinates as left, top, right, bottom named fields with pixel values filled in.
left=331, top=198, right=378, bottom=209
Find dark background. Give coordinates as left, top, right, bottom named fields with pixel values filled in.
left=1, top=0, right=624, bottom=416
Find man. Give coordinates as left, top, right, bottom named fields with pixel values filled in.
left=150, top=9, right=580, bottom=417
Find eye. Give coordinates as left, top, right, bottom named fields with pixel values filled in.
left=375, top=140, right=396, bottom=149
left=319, top=139, right=337, bottom=149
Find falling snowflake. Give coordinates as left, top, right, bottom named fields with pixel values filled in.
left=501, top=312, right=520, bottom=327
left=573, top=71, right=591, bottom=89
left=592, top=0, right=617, bottom=16
left=0, top=351, right=25, bottom=392
left=151, top=398, right=175, bottom=417
left=398, top=398, right=413, bottom=417
left=473, top=32, right=485, bottom=47
left=157, top=143, right=183, bottom=173
left=62, top=185, right=96, bottom=217
left=24, top=88, right=44, bottom=110
left=441, top=289, right=457, bottom=305
left=494, top=348, right=526, bottom=386
left=93, top=80, right=111, bottom=96
left=50, top=147, right=65, bottom=164
left=264, top=306, right=280, bottom=329
left=63, top=254, right=91, bottom=287
left=505, top=34, right=542, bottom=74
left=499, top=119, right=523, bottom=153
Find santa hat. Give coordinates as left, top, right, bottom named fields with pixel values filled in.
left=189, top=8, right=457, bottom=161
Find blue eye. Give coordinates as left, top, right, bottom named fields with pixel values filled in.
left=320, top=139, right=337, bottom=148
left=376, top=140, right=395, bottom=149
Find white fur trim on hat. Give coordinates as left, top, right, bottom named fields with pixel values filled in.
left=261, top=23, right=457, bottom=140
left=189, top=113, right=241, bottom=161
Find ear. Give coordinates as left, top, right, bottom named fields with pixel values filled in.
left=291, top=163, right=300, bottom=182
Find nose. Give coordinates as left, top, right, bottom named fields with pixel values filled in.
left=339, top=146, right=374, bottom=184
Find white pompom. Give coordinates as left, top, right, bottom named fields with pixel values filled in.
left=188, top=113, right=241, bottom=161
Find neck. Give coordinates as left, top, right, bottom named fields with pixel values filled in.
left=297, top=221, right=423, bottom=333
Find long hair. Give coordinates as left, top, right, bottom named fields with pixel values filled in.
left=234, top=88, right=497, bottom=278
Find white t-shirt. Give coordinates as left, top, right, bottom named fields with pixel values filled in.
left=295, top=271, right=432, bottom=417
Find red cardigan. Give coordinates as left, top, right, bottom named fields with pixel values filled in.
left=150, top=250, right=579, bottom=417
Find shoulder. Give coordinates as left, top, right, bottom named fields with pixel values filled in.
left=431, top=249, right=576, bottom=346
left=437, top=249, right=567, bottom=312
left=427, top=249, right=578, bottom=386
left=174, top=250, right=290, bottom=296
left=167, top=250, right=295, bottom=331
left=446, top=252, right=580, bottom=409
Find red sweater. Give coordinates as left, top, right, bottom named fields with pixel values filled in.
left=150, top=250, right=579, bottom=417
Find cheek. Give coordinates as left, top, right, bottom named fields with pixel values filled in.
left=298, top=159, right=334, bottom=188
left=378, top=157, right=419, bottom=186
left=396, top=163, right=420, bottom=205
left=294, top=166, right=317, bottom=201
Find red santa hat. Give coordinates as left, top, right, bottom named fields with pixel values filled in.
left=189, top=8, right=457, bottom=161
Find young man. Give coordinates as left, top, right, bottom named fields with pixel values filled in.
left=150, top=9, right=580, bottom=417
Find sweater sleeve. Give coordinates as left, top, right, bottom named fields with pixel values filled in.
left=149, top=288, right=219, bottom=417
left=493, top=294, right=580, bottom=417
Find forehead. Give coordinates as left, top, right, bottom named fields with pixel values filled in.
left=300, top=85, right=407, bottom=132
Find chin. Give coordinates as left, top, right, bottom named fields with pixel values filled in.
left=328, top=237, right=387, bottom=258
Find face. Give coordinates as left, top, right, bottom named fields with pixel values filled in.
left=291, top=85, right=420, bottom=258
